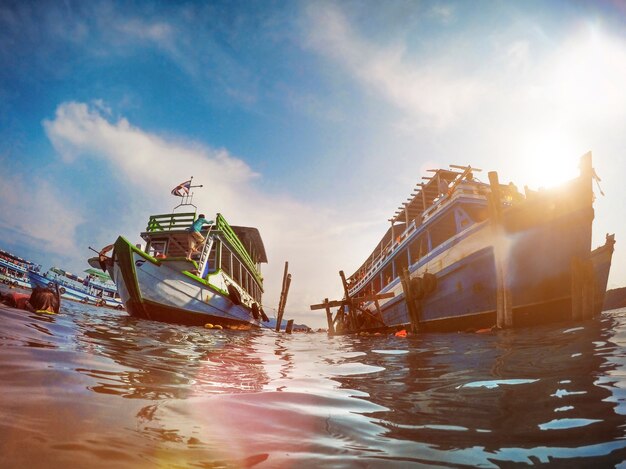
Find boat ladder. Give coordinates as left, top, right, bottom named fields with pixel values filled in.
left=196, top=225, right=214, bottom=277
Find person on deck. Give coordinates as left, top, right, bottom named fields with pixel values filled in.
left=186, top=213, right=213, bottom=261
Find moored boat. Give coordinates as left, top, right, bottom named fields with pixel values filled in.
left=29, top=267, right=124, bottom=308
left=322, top=152, right=614, bottom=334
left=0, top=248, right=40, bottom=289
left=110, top=202, right=269, bottom=327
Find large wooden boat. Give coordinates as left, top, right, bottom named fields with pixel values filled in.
left=110, top=211, right=269, bottom=327
left=330, top=152, right=614, bottom=334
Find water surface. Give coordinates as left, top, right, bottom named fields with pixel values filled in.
left=1, top=290, right=626, bottom=467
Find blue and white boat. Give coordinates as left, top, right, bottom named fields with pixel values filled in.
left=0, top=248, right=39, bottom=289
left=29, top=267, right=123, bottom=309
left=334, top=152, right=614, bottom=334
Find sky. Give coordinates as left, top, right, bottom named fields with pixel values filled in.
left=2, top=0, right=626, bottom=328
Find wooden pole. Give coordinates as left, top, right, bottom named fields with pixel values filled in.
left=488, top=171, right=513, bottom=328
left=571, top=257, right=583, bottom=321
left=324, top=298, right=335, bottom=335
left=276, top=262, right=290, bottom=331
left=339, top=271, right=356, bottom=331
left=285, top=319, right=294, bottom=334
left=399, top=268, right=419, bottom=333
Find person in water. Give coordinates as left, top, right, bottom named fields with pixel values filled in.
left=0, top=286, right=60, bottom=314
left=186, top=213, right=213, bottom=261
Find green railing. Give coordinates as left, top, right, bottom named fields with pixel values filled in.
left=215, top=213, right=262, bottom=283
left=146, top=212, right=196, bottom=232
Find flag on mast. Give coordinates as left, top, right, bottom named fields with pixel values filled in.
left=171, top=180, right=192, bottom=197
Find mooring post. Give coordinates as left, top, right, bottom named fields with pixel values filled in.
left=400, top=268, right=418, bottom=333
left=488, top=171, right=513, bottom=328
left=285, top=319, right=294, bottom=334
left=276, top=261, right=290, bottom=332
left=582, top=259, right=595, bottom=320
left=339, top=271, right=356, bottom=331
left=324, top=298, right=335, bottom=335
left=571, top=257, right=583, bottom=321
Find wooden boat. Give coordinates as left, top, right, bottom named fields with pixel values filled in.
left=109, top=211, right=269, bottom=327
left=325, top=152, right=614, bottom=334
left=29, top=267, right=123, bottom=309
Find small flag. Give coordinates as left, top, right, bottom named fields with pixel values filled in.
left=171, top=180, right=191, bottom=197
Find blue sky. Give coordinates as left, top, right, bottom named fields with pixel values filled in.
left=2, top=1, right=626, bottom=327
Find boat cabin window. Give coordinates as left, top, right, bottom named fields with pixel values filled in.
left=463, top=205, right=489, bottom=224
left=221, top=245, right=232, bottom=275
left=382, top=263, right=393, bottom=287
left=394, top=249, right=409, bottom=279
left=409, top=234, right=427, bottom=264
left=147, top=239, right=168, bottom=257
left=429, top=212, right=457, bottom=249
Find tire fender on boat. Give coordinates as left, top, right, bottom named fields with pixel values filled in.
left=423, top=273, right=437, bottom=295
left=227, top=284, right=242, bottom=305
left=410, top=276, right=424, bottom=300
left=251, top=302, right=260, bottom=320
left=260, top=307, right=269, bottom=322
left=59, top=286, right=66, bottom=295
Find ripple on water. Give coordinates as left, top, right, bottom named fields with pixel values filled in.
left=2, top=298, right=626, bottom=467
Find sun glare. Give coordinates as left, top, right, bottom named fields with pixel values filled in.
left=518, top=132, right=581, bottom=190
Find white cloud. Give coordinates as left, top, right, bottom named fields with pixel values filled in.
left=43, top=101, right=373, bottom=327
left=303, top=3, right=483, bottom=129
left=0, top=173, right=85, bottom=252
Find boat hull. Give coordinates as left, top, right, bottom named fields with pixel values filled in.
left=112, top=236, right=261, bottom=327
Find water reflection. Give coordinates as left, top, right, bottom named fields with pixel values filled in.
left=2, top=294, right=626, bottom=467
left=336, top=314, right=626, bottom=465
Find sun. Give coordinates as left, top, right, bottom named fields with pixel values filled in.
left=517, top=131, right=582, bottom=190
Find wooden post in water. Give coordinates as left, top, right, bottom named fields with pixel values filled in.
left=275, top=262, right=291, bottom=332
left=399, top=268, right=419, bottom=333
left=339, top=271, right=356, bottom=331
left=324, top=298, right=335, bottom=335
left=488, top=171, right=513, bottom=328
left=285, top=319, right=294, bottom=334
left=571, top=257, right=583, bottom=321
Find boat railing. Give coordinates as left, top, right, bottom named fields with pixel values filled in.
left=146, top=212, right=196, bottom=232
left=215, top=213, right=262, bottom=283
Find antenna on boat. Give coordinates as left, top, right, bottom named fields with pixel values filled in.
left=171, top=176, right=204, bottom=212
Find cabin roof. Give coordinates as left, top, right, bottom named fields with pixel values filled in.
left=389, top=166, right=480, bottom=225
left=231, top=226, right=268, bottom=263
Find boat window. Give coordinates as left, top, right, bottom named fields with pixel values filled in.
left=409, top=234, right=427, bottom=263
left=462, top=205, right=489, bottom=224
left=394, top=249, right=408, bottom=279
left=147, top=239, right=168, bottom=257
left=382, top=263, right=393, bottom=287
left=429, top=212, right=457, bottom=249
left=221, top=246, right=232, bottom=276
left=373, top=274, right=381, bottom=293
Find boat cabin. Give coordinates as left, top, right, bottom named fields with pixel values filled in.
left=347, top=165, right=523, bottom=297
left=140, top=212, right=267, bottom=303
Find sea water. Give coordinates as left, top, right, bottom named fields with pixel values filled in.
left=1, top=290, right=626, bottom=468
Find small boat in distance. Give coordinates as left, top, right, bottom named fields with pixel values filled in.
left=318, top=152, right=614, bottom=334
left=108, top=179, right=269, bottom=327
left=0, top=248, right=40, bottom=289
left=29, top=267, right=123, bottom=309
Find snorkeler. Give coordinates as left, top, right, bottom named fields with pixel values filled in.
left=0, top=286, right=61, bottom=314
